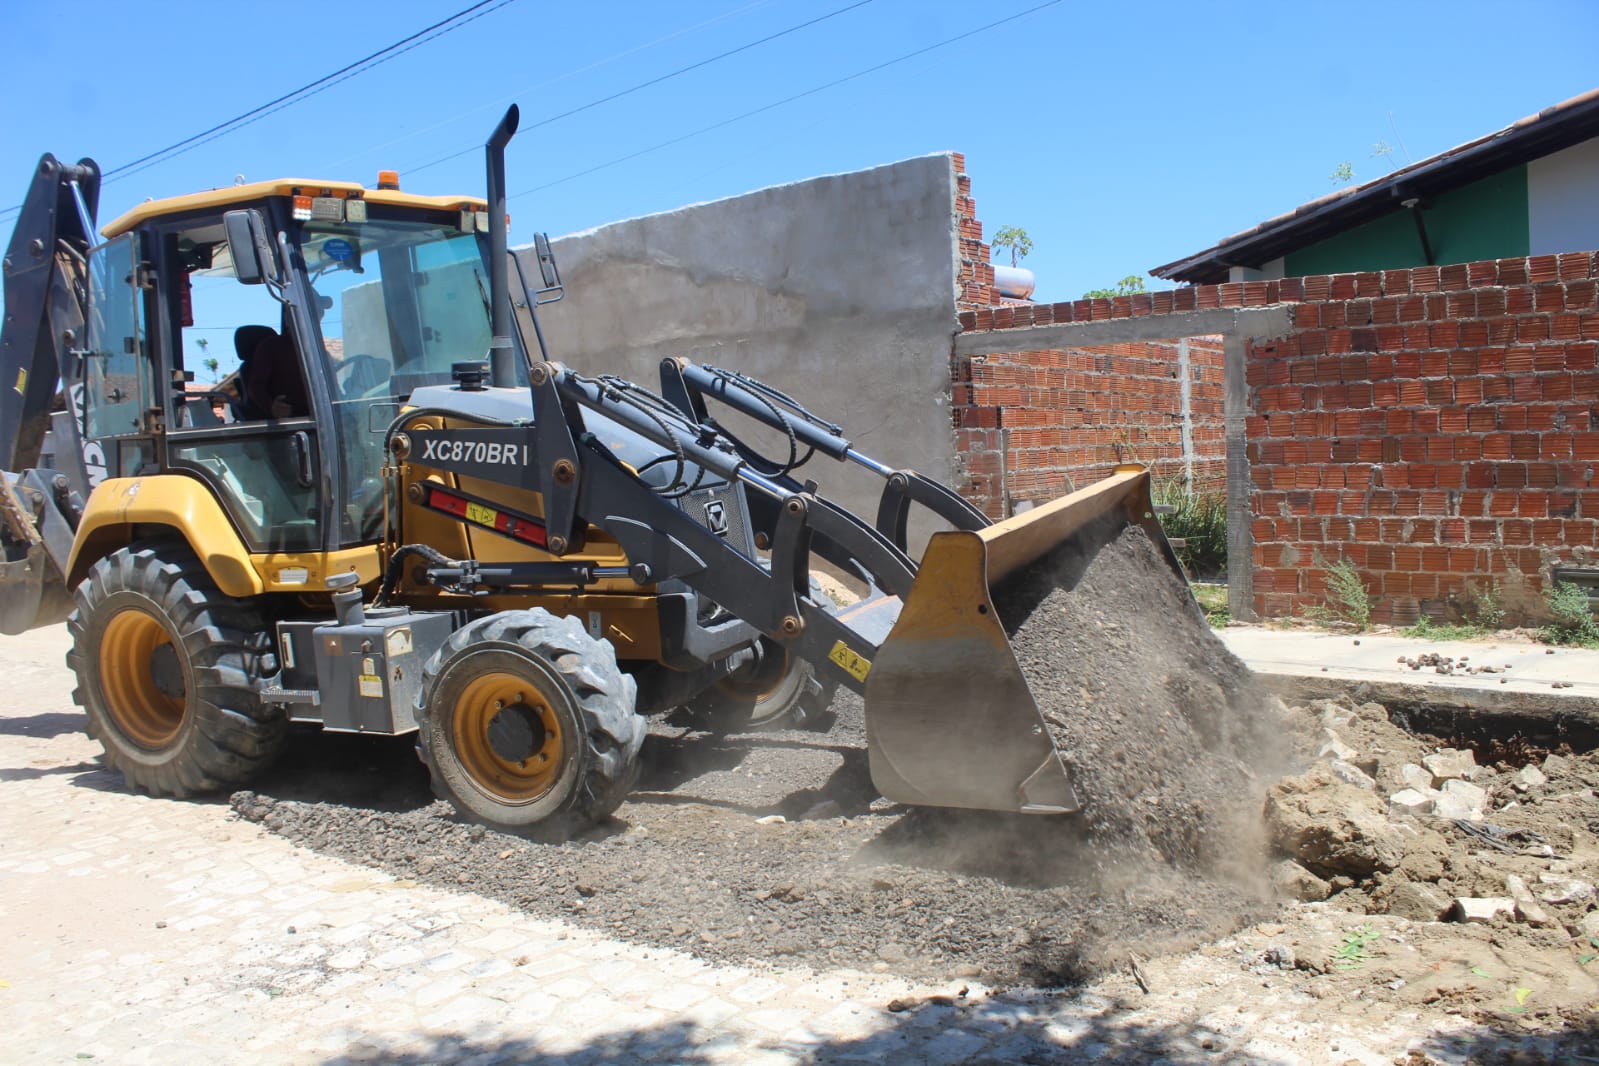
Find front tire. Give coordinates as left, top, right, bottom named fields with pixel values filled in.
left=416, top=610, right=644, bottom=835
left=67, top=543, right=286, bottom=796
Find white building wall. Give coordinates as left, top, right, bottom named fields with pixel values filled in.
left=1528, top=138, right=1599, bottom=255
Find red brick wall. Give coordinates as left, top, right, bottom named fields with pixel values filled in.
left=948, top=157, right=1225, bottom=518
left=952, top=339, right=1226, bottom=518
left=1246, top=256, right=1598, bottom=624
left=953, top=253, right=1599, bottom=623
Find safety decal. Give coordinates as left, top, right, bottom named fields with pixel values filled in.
left=828, top=640, right=872, bottom=683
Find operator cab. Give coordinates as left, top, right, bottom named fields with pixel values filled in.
left=82, top=177, right=525, bottom=567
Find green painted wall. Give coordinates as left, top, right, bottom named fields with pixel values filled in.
left=1283, top=167, right=1530, bottom=276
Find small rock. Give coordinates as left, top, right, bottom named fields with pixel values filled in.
left=1580, top=912, right=1599, bottom=939
left=576, top=883, right=598, bottom=898
left=1270, top=859, right=1331, bottom=902
left=1441, top=778, right=1487, bottom=811
left=754, top=815, right=787, bottom=825
left=1432, top=787, right=1482, bottom=822
left=1506, top=875, right=1554, bottom=926
left=1537, top=875, right=1596, bottom=905
left=1400, top=763, right=1434, bottom=793
left=886, top=997, right=917, bottom=1013
left=877, top=943, right=909, bottom=963
left=154, top=921, right=167, bottom=930
left=1263, top=944, right=1295, bottom=968
left=1327, top=760, right=1376, bottom=790
left=1388, top=788, right=1434, bottom=818
left=1318, top=731, right=1358, bottom=761
left=1385, top=882, right=1449, bottom=922
left=1452, top=897, right=1515, bottom=924
left=1542, top=754, right=1572, bottom=777
left=1513, top=765, right=1548, bottom=792
left=1422, top=748, right=1478, bottom=783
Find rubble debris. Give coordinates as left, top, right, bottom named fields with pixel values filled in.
left=1451, top=897, right=1515, bottom=923
left=1265, top=765, right=1404, bottom=879
left=1421, top=748, right=1478, bottom=783
left=1271, top=859, right=1331, bottom=902
left=1382, top=882, right=1449, bottom=922
left=1396, top=652, right=1508, bottom=676
left=1388, top=789, right=1433, bottom=818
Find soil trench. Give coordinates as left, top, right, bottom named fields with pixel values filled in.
left=234, top=517, right=1292, bottom=988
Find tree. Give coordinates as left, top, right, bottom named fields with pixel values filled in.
left=196, top=337, right=220, bottom=383
left=990, top=225, right=1033, bottom=268
left=1329, top=161, right=1355, bottom=185
left=1083, top=275, right=1147, bottom=300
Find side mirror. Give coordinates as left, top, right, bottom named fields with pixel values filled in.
left=531, top=232, right=563, bottom=305
left=223, top=209, right=273, bottom=285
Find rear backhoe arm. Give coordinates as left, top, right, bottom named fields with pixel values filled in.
left=0, top=154, right=102, bottom=633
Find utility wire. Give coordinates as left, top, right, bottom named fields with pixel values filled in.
left=321, top=0, right=778, bottom=173
left=399, top=0, right=876, bottom=180
left=516, top=0, right=1065, bottom=197
left=0, top=0, right=516, bottom=223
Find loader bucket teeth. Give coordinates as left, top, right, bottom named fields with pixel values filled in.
left=863, top=467, right=1184, bottom=816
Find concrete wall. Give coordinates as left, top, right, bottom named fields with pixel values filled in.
left=516, top=154, right=961, bottom=531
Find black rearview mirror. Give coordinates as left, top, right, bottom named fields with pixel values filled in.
left=532, top=232, right=563, bottom=305
left=223, top=209, right=273, bottom=285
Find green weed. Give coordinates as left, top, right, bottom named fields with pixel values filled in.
left=1316, top=559, right=1372, bottom=631
left=1541, top=582, right=1599, bottom=648
left=1334, top=925, right=1381, bottom=970
left=1153, top=481, right=1228, bottom=580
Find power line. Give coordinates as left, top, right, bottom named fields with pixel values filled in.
left=516, top=0, right=1066, bottom=197
left=399, top=0, right=877, bottom=181
left=0, top=0, right=517, bottom=224
left=322, top=0, right=778, bottom=174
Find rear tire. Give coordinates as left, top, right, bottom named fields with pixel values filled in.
left=416, top=610, right=644, bottom=836
left=67, top=543, right=286, bottom=796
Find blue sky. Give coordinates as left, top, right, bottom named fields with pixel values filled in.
left=4, top=0, right=1596, bottom=305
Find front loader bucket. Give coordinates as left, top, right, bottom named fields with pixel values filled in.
left=862, top=466, right=1187, bottom=814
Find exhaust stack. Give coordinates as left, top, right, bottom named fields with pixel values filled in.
left=485, top=105, right=519, bottom=389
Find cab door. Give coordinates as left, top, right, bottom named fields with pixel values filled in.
left=79, top=233, right=155, bottom=484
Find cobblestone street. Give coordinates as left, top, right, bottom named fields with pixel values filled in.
left=2, top=624, right=1575, bottom=1065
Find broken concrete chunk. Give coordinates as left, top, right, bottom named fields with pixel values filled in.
left=1384, top=881, right=1450, bottom=922
left=1270, top=859, right=1331, bottom=902
left=1452, top=897, right=1515, bottom=924
left=1422, top=748, right=1478, bottom=783
left=1327, top=760, right=1376, bottom=790
left=1317, top=731, right=1358, bottom=761
left=1537, top=875, right=1596, bottom=905
left=1400, top=763, right=1434, bottom=794
left=1506, top=874, right=1555, bottom=926
left=1441, top=778, right=1487, bottom=810
left=1541, top=753, right=1571, bottom=776
left=1388, top=788, right=1435, bottom=818
left=1580, top=911, right=1599, bottom=938
left=1513, top=764, right=1548, bottom=791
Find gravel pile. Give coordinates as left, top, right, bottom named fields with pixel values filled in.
left=233, top=516, right=1289, bottom=987
left=998, top=515, right=1294, bottom=876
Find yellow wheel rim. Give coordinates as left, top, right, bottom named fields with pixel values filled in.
left=451, top=671, right=565, bottom=803
left=100, top=608, right=186, bottom=749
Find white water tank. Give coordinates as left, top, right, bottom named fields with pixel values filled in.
left=993, top=264, right=1036, bottom=300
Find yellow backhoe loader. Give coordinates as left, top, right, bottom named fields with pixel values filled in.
left=0, top=108, right=1189, bottom=834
